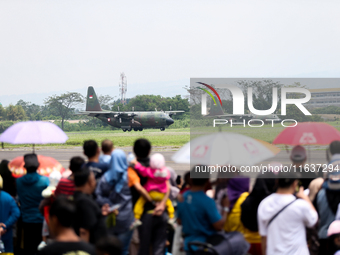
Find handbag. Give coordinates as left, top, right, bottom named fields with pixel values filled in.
left=188, top=232, right=250, bottom=255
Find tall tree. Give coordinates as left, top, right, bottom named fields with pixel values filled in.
left=0, top=104, right=6, bottom=120
left=6, top=105, right=26, bottom=121
left=44, top=92, right=84, bottom=130
left=237, top=79, right=284, bottom=113
left=98, top=95, right=115, bottom=110
left=16, top=100, right=42, bottom=120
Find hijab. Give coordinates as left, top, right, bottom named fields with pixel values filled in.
left=104, top=149, right=128, bottom=193
left=227, top=177, right=250, bottom=210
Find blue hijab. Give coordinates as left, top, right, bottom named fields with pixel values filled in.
left=104, top=149, right=128, bottom=193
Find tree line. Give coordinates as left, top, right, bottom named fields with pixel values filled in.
left=0, top=92, right=190, bottom=131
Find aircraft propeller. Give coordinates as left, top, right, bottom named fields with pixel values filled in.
left=132, top=107, right=135, bottom=124
left=118, top=106, right=122, bottom=123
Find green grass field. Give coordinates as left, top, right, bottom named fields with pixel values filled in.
left=2, top=128, right=191, bottom=149
left=2, top=121, right=340, bottom=150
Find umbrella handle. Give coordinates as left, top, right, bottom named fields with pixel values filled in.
left=285, top=145, right=289, bottom=154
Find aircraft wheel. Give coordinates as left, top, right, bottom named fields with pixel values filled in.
left=160, top=127, right=165, bottom=131
left=123, top=129, right=127, bottom=132
left=134, top=128, right=138, bottom=131
left=128, top=128, right=132, bottom=132
left=139, top=128, right=143, bottom=131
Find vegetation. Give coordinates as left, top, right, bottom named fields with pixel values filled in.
left=0, top=80, right=338, bottom=134
left=44, top=92, right=84, bottom=130
left=0, top=92, right=190, bottom=131
left=310, top=105, right=340, bottom=115
left=1, top=128, right=190, bottom=148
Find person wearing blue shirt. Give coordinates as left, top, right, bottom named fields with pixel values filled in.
left=0, top=175, right=20, bottom=253
left=177, top=169, right=229, bottom=254
left=16, top=154, right=49, bottom=255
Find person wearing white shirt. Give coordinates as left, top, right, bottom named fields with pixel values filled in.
left=258, top=173, right=318, bottom=255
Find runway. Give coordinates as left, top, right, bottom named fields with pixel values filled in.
left=0, top=146, right=329, bottom=177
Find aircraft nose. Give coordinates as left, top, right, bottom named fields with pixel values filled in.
left=166, top=118, right=174, bottom=125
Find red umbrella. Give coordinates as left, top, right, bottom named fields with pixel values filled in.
left=9, top=155, right=65, bottom=178
left=273, top=122, right=340, bottom=145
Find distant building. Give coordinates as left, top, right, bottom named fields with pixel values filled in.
left=305, top=88, right=340, bottom=108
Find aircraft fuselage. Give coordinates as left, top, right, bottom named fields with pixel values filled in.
left=97, top=111, right=174, bottom=131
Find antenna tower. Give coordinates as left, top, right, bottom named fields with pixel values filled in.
left=119, top=72, right=127, bottom=105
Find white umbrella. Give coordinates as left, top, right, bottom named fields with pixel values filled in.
left=172, top=132, right=280, bottom=166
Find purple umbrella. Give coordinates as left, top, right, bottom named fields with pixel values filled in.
left=0, top=121, right=68, bottom=151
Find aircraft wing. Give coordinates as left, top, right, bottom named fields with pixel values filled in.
left=165, top=111, right=185, bottom=113
left=165, top=110, right=185, bottom=116
left=77, top=111, right=137, bottom=119
left=212, top=114, right=253, bottom=120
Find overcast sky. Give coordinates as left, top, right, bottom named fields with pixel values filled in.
left=1, top=0, right=340, bottom=105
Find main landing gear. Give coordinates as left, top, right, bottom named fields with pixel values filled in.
left=134, top=128, right=143, bottom=131
left=160, top=127, right=165, bottom=131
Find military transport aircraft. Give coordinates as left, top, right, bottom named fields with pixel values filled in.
left=205, top=97, right=281, bottom=123
left=78, top=86, right=184, bottom=132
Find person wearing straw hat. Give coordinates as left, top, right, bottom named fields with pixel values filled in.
left=0, top=175, right=21, bottom=253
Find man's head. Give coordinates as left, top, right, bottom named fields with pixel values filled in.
left=277, top=172, right=299, bottom=191
left=290, top=145, right=307, bottom=165
left=49, top=196, right=76, bottom=238
left=190, top=166, right=210, bottom=187
left=96, top=236, right=122, bottom=255
left=83, top=140, right=100, bottom=160
left=330, top=141, right=340, bottom=156
left=101, top=140, right=114, bottom=155
left=24, top=153, right=40, bottom=173
left=133, top=138, right=151, bottom=159
left=69, top=156, right=85, bottom=174
left=74, top=166, right=96, bottom=194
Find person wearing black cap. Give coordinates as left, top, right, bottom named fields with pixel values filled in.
left=16, top=153, right=49, bottom=255
left=290, top=145, right=316, bottom=189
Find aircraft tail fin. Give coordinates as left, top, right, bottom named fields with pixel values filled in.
left=86, top=86, right=102, bottom=111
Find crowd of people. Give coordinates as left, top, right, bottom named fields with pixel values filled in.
left=1, top=138, right=340, bottom=255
